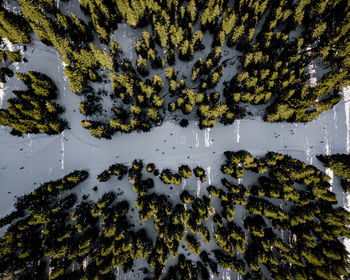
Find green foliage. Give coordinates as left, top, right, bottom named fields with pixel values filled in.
left=160, top=169, right=181, bottom=185
left=2, top=0, right=350, bottom=277
left=0, top=7, right=31, bottom=43
left=115, top=0, right=147, bottom=27
left=178, top=165, right=192, bottom=179
left=2, top=152, right=350, bottom=279
left=180, top=190, right=195, bottom=204
left=0, top=71, right=67, bottom=135
left=4, top=51, right=22, bottom=62
left=90, top=43, right=115, bottom=71
left=214, top=250, right=246, bottom=274
left=80, top=0, right=118, bottom=42
left=185, top=234, right=201, bottom=255
left=16, top=0, right=349, bottom=135
left=317, top=154, right=350, bottom=179
left=193, top=166, right=206, bottom=182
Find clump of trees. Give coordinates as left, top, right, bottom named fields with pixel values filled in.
left=194, top=166, right=207, bottom=182
left=160, top=168, right=182, bottom=185
left=1, top=50, right=23, bottom=62
left=318, top=153, right=350, bottom=192
left=0, top=66, right=13, bottom=83
left=0, top=168, right=155, bottom=279
left=221, top=150, right=267, bottom=178
left=0, top=6, right=31, bottom=43
left=97, top=163, right=128, bottom=182
left=0, top=71, right=68, bottom=135
left=223, top=0, right=349, bottom=123
left=8, top=0, right=349, bottom=139
left=178, top=165, right=192, bottom=179
left=317, top=154, right=350, bottom=178
left=2, top=153, right=350, bottom=279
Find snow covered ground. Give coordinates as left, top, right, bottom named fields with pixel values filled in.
left=0, top=28, right=350, bottom=280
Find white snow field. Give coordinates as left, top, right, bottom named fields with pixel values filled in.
left=0, top=18, right=350, bottom=280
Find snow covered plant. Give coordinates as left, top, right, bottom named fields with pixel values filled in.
left=1, top=152, right=350, bottom=279
left=0, top=71, right=67, bottom=135
left=0, top=0, right=348, bottom=138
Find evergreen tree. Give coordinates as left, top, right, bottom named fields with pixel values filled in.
left=0, top=7, right=31, bottom=43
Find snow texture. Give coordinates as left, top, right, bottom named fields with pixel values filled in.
left=345, top=86, right=350, bottom=153
left=0, top=82, right=4, bottom=108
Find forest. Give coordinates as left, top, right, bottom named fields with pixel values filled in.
left=0, top=0, right=349, bottom=138
left=1, top=0, right=350, bottom=279
left=1, top=151, right=350, bottom=279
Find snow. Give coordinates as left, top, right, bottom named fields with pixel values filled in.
left=224, top=270, right=231, bottom=280
left=197, top=178, right=201, bottom=197
left=182, top=178, right=186, bottom=191
left=1, top=98, right=348, bottom=217
left=323, top=126, right=334, bottom=187
left=308, top=60, right=317, bottom=88
left=305, top=46, right=318, bottom=89
left=326, top=167, right=334, bottom=188
left=324, top=125, right=330, bottom=155
left=333, top=107, right=338, bottom=131
left=0, top=11, right=349, bottom=280
left=205, top=128, right=211, bottom=147
left=305, top=136, right=312, bottom=164
left=344, top=86, right=350, bottom=153
left=60, top=131, right=65, bottom=170
left=0, top=83, right=4, bottom=108
left=3, top=38, right=20, bottom=71
left=3, top=38, right=14, bottom=51
left=207, top=166, right=212, bottom=185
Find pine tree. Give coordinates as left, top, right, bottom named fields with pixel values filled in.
left=0, top=7, right=31, bottom=43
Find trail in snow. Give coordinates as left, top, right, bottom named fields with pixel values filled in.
left=0, top=83, right=4, bottom=108
left=333, top=107, right=338, bottom=131
left=207, top=166, right=211, bottom=185
left=28, top=134, right=33, bottom=149
left=305, top=137, right=312, bottom=164
left=204, top=128, right=211, bottom=147
left=324, top=125, right=330, bottom=155
left=195, top=131, right=199, bottom=148
left=115, top=267, right=119, bottom=278
left=236, top=120, right=240, bottom=143
left=344, top=87, right=350, bottom=153
left=323, top=125, right=334, bottom=187
left=196, top=179, right=201, bottom=197
left=179, top=135, right=186, bottom=145
left=61, top=131, right=65, bottom=170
